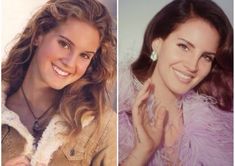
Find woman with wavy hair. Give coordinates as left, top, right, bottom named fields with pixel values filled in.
left=119, top=0, right=233, bottom=165
left=2, top=0, right=116, bottom=165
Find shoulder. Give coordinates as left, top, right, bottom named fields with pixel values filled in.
left=180, top=91, right=233, bottom=165
left=183, top=91, right=232, bottom=127
left=89, top=108, right=117, bottom=165
left=100, top=107, right=117, bottom=138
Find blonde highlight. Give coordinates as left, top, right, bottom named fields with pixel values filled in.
left=2, top=0, right=116, bottom=137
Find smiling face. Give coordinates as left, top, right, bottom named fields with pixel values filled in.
left=152, top=18, right=220, bottom=96
left=28, top=18, right=100, bottom=90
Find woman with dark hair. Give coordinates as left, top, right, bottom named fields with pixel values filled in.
left=2, top=0, right=116, bottom=165
left=119, top=0, right=233, bottom=165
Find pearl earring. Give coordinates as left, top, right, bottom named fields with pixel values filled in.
left=150, top=51, right=157, bottom=61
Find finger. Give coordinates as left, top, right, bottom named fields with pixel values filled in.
left=133, top=79, right=154, bottom=114
left=133, top=106, right=151, bottom=143
left=142, top=107, right=150, bottom=126
left=154, top=106, right=167, bottom=130
left=132, top=86, right=151, bottom=124
left=136, top=79, right=152, bottom=98
left=5, top=156, right=29, bottom=166
left=134, top=86, right=151, bottom=111
left=138, top=99, right=147, bottom=116
left=133, top=103, right=147, bottom=128
left=153, top=99, right=161, bottom=114
left=133, top=113, right=150, bottom=144
left=142, top=110, right=154, bottom=135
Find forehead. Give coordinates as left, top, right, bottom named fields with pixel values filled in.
left=52, top=18, right=100, bottom=50
left=168, top=18, right=220, bottom=52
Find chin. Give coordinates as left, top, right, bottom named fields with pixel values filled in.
left=49, top=83, right=67, bottom=90
left=170, top=86, right=191, bottom=97
left=168, top=80, right=196, bottom=96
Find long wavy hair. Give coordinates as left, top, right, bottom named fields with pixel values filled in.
left=131, top=0, right=233, bottom=111
left=2, top=0, right=116, bottom=135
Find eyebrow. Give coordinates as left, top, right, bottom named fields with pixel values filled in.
left=58, top=35, right=96, bottom=54
left=59, top=35, right=75, bottom=46
left=178, top=37, right=216, bottom=55
left=178, top=38, right=195, bottom=48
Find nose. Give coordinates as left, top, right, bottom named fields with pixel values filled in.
left=183, top=55, right=199, bottom=73
left=61, top=52, right=77, bottom=70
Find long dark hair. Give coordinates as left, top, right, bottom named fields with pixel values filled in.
left=131, top=0, right=233, bottom=111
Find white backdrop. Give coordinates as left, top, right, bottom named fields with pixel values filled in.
left=2, top=0, right=47, bottom=59
left=2, top=0, right=117, bottom=59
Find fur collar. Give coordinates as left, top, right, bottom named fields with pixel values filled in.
left=118, top=68, right=233, bottom=165
left=1, top=92, right=94, bottom=165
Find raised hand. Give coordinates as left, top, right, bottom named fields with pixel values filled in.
left=121, top=79, right=167, bottom=166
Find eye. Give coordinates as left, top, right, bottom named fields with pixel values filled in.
left=177, top=43, right=189, bottom=52
left=202, top=54, right=214, bottom=62
left=58, top=40, right=70, bottom=49
left=80, top=53, right=91, bottom=60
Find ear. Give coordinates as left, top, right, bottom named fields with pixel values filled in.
left=151, top=38, right=163, bottom=53
left=33, top=35, right=43, bottom=46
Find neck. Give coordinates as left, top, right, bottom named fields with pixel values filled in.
left=151, top=67, right=182, bottom=115
left=17, top=65, right=60, bottom=114
left=23, top=58, right=60, bottom=107
left=22, top=78, right=59, bottom=108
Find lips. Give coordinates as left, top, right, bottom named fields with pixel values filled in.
left=173, top=68, right=194, bottom=83
left=52, top=64, right=70, bottom=77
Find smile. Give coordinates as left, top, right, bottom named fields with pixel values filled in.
left=52, top=64, right=70, bottom=77
left=173, top=69, right=194, bottom=83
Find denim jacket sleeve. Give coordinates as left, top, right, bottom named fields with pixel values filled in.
left=90, top=110, right=117, bottom=166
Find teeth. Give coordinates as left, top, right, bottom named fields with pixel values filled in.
left=52, top=65, right=69, bottom=77
left=174, top=70, right=192, bottom=82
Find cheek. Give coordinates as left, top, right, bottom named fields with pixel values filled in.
left=159, top=44, right=181, bottom=64
left=37, top=40, right=62, bottom=61
left=158, top=52, right=179, bottom=68
left=198, top=63, right=212, bottom=80
left=71, top=62, right=91, bottom=82
left=36, top=52, right=56, bottom=71
left=76, top=61, right=91, bottom=75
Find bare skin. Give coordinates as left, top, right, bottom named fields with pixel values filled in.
left=4, top=156, right=30, bottom=166
left=121, top=79, right=183, bottom=166
left=4, top=18, right=100, bottom=166
left=122, top=18, right=219, bottom=165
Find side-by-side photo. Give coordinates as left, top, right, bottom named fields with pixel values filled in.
left=2, top=0, right=117, bottom=165
left=1, top=0, right=233, bottom=165
left=119, top=0, right=233, bottom=165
